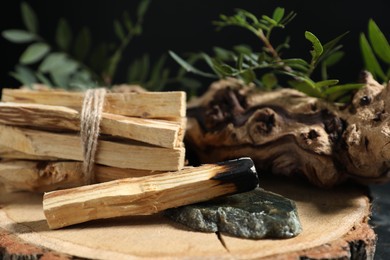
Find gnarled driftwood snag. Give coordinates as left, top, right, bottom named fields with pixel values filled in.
left=186, top=72, right=390, bottom=187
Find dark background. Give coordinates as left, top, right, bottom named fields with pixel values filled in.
left=1, top=0, right=390, bottom=90
left=1, top=1, right=390, bottom=258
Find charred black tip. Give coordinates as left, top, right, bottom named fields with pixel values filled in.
left=212, top=157, right=259, bottom=193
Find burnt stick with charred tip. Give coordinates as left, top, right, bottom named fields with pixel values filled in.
left=43, top=157, right=259, bottom=229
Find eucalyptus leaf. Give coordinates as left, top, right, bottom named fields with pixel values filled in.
left=360, top=33, right=387, bottom=81
left=137, top=0, right=151, bottom=21
left=235, top=9, right=259, bottom=24
left=9, top=72, right=30, bottom=87
left=123, top=11, right=133, bottom=31
left=323, top=51, right=344, bottom=67
left=212, top=59, right=236, bottom=76
left=368, top=19, right=390, bottom=64
left=324, top=83, right=364, bottom=102
left=322, top=32, right=348, bottom=54
left=35, top=72, right=53, bottom=86
left=282, top=58, right=310, bottom=72
left=107, top=51, right=121, bottom=79
left=73, top=27, right=91, bottom=61
left=133, top=25, right=142, bottom=35
left=254, top=22, right=269, bottom=32
left=272, top=7, right=285, bottom=23
left=49, top=58, right=79, bottom=76
left=149, top=54, right=167, bottom=85
left=275, top=36, right=290, bottom=52
left=19, top=42, right=50, bottom=64
left=56, top=18, right=72, bottom=51
left=50, top=70, right=69, bottom=87
left=261, top=73, right=277, bottom=90
left=236, top=54, right=244, bottom=71
left=233, top=44, right=253, bottom=55
left=261, top=15, right=277, bottom=26
left=138, top=54, right=150, bottom=83
left=2, top=29, right=36, bottom=43
left=239, top=69, right=255, bottom=84
left=114, top=20, right=125, bottom=40
left=288, top=77, right=322, bottom=98
left=314, top=79, right=339, bottom=89
left=279, top=11, right=296, bottom=26
left=128, top=59, right=142, bottom=82
left=10, top=65, right=37, bottom=86
left=39, top=53, right=67, bottom=73
left=68, top=70, right=96, bottom=90
left=200, top=52, right=223, bottom=77
left=21, top=2, right=38, bottom=33
left=169, top=51, right=217, bottom=78
left=323, top=83, right=364, bottom=95
left=49, top=59, right=79, bottom=88
left=213, top=47, right=234, bottom=61
left=305, top=31, right=323, bottom=63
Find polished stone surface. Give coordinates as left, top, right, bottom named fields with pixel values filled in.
left=165, top=188, right=302, bottom=239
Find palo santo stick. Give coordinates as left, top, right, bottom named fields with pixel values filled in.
left=43, top=157, right=259, bottom=229
left=0, top=145, right=58, bottom=160
left=0, top=102, right=182, bottom=148
left=2, top=88, right=186, bottom=118
left=0, top=124, right=185, bottom=171
left=0, top=160, right=163, bottom=192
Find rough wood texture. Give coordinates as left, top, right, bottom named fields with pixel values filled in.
left=43, top=158, right=258, bottom=229
left=0, top=160, right=164, bottom=192
left=2, top=87, right=186, bottom=119
left=0, top=102, right=183, bottom=148
left=288, top=222, right=376, bottom=259
left=0, top=145, right=58, bottom=160
left=0, top=228, right=70, bottom=259
left=186, top=72, right=390, bottom=187
left=0, top=177, right=375, bottom=259
left=0, top=124, right=185, bottom=171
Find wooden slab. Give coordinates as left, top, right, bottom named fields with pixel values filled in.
left=0, top=176, right=376, bottom=259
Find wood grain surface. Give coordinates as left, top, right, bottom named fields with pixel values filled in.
left=0, top=176, right=376, bottom=259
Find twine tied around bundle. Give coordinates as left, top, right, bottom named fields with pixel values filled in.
left=80, top=88, right=107, bottom=185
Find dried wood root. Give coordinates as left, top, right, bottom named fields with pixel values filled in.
left=185, top=72, right=390, bottom=187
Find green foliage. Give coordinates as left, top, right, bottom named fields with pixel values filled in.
left=5, top=3, right=387, bottom=102
left=170, top=8, right=360, bottom=102
left=305, top=31, right=323, bottom=73
left=2, top=30, right=37, bottom=43
left=21, top=2, right=38, bottom=33
left=3, top=0, right=192, bottom=92
left=360, top=19, right=390, bottom=82
left=56, top=19, right=72, bottom=51
left=19, top=42, right=50, bottom=64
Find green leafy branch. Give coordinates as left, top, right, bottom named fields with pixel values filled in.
left=2, top=1, right=152, bottom=90
left=170, top=7, right=363, bottom=103
left=3, top=1, right=194, bottom=93
left=214, top=7, right=296, bottom=60
left=360, top=19, right=390, bottom=82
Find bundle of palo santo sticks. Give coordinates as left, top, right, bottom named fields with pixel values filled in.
left=0, top=86, right=187, bottom=192
left=0, top=86, right=259, bottom=229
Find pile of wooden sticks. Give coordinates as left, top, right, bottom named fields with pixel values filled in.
left=0, top=86, right=186, bottom=192
left=0, top=86, right=259, bottom=230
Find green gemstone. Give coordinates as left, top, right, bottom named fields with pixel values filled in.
left=165, top=188, right=302, bottom=239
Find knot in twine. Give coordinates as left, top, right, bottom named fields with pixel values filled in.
left=80, top=88, right=107, bottom=185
